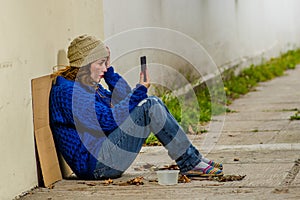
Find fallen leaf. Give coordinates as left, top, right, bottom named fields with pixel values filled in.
left=103, top=179, right=113, bottom=186
left=118, top=177, right=144, bottom=186
left=178, top=175, right=191, bottom=183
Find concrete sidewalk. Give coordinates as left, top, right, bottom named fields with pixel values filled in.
left=19, top=66, right=300, bottom=200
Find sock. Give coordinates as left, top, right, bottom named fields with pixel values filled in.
left=201, top=157, right=223, bottom=169
left=195, top=161, right=210, bottom=170
left=194, top=161, right=223, bottom=175
left=201, top=157, right=211, bottom=164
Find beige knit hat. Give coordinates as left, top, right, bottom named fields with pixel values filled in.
left=67, top=35, right=109, bottom=67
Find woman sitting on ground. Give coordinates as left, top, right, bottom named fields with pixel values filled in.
left=49, top=35, right=223, bottom=180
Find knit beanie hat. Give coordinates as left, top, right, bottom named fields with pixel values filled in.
left=67, top=35, right=109, bottom=67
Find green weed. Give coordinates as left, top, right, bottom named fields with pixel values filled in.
left=290, top=112, right=300, bottom=121
left=144, top=133, right=162, bottom=146
left=224, top=49, right=300, bottom=100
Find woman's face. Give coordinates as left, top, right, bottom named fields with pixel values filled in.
left=90, top=58, right=107, bottom=82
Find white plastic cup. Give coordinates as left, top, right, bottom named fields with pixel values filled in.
left=156, top=170, right=179, bottom=185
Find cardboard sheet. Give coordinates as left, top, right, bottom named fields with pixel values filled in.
left=31, top=75, right=62, bottom=187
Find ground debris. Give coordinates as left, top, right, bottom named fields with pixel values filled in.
left=77, top=179, right=113, bottom=186
left=134, top=163, right=158, bottom=171
left=47, top=184, right=55, bottom=189
left=159, top=164, right=180, bottom=170
left=191, top=174, right=246, bottom=182
left=206, top=183, right=224, bottom=187
left=178, top=175, right=191, bottom=183
left=273, top=187, right=289, bottom=194
left=86, top=182, right=97, bottom=186
left=116, top=176, right=144, bottom=186
left=188, top=125, right=196, bottom=134
left=103, top=179, right=114, bottom=186
left=77, top=181, right=99, bottom=186
left=190, top=176, right=215, bottom=181
left=143, top=141, right=162, bottom=146
left=215, top=175, right=246, bottom=182
left=148, top=179, right=158, bottom=183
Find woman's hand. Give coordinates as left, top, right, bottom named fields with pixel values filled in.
left=139, top=69, right=150, bottom=88
left=105, top=46, right=111, bottom=68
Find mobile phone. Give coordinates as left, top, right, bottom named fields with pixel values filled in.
left=140, top=56, right=147, bottom=82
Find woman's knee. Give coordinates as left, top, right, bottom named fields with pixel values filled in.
left=137, top=96, right=160, bottom=107
left=147, top=96, right=164, bottom=106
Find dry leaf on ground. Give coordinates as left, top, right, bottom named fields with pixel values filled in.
left=178, top=175, right=191, bottom=183
left=103, top=179, right=113, bottom=186
left=117, top=177, right=144, bottom=186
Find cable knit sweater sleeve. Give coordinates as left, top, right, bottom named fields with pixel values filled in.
left=72, top=78, right=148, bottom=135
left=95, top=84, right=147, bottom=133
left=103, top=67, right=131, bottom=104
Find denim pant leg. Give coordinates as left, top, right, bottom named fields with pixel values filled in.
left=94, top=96, right=202, bottom=179
left=94, top=100, right=152, bottom=179
left=146, top=96, right=202, bottom=172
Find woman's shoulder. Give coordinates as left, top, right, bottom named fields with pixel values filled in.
left=51, top=76, right=75, bottom=99
left=53, top=76, right=74, bottom=86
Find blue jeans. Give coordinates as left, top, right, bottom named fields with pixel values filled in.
left=93, top=96, right=202, bottom=179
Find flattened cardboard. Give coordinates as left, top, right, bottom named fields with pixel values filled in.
left=58, top=153, right=74, bottom=178
left=34, top=126, right=62, bottom=186
left=31, top=75, right=62, bottom=187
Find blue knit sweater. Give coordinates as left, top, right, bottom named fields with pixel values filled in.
left=49, top=67, right=148, bottom=179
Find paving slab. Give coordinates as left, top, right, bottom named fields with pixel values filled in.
left=220, top=120, right=289, bottom=132
left=222, top=111, right=295, bottom=121
left=216, top=130, right=279, bottom=145
left=230, top=102, right=300, bottom=113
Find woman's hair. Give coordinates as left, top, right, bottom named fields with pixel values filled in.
left=51, top=64, right=97, bottom=88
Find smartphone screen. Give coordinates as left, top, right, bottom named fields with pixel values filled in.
left=140, top=56, right=147, bottom=82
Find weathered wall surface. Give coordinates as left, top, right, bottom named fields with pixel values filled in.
left=0, top=0, right=104, bottom=199
left=103, top=0, right=300, bottom=89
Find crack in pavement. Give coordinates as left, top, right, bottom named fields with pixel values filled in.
left=273, top=158, right=300, bottom=193
left=281, top=158, right=300, bottom=186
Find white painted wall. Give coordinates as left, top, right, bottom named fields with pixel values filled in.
left=0, top=0, right=104, bottom=199
left=103, top=0, right=300, bottom=88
